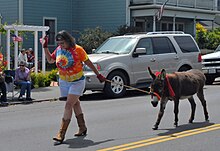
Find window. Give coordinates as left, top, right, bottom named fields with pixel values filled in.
left=161, top=22, right=184, bottom=31
left=174, top=36, right=199, bottom=52
left=136, top=38, right=153, bottom=55
left=44, top=18, right=56, bottom=45
left=152, top=37, right=176, bottom=54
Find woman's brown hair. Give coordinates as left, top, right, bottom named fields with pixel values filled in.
left=56, top=30, right=76, bottom=48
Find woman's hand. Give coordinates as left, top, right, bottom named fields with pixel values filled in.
left=40, top=35, right=48, bottom=48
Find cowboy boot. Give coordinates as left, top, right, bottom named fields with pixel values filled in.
left=53, top=118, right=71, bottom=143
left=74, top=113, right=87, bottom=136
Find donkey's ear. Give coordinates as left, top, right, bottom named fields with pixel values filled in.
left=148, top=67, right=156, bottom=79
left=160, top=69, right=166, bottom=80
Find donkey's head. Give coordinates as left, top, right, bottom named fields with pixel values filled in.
left=148, top=67, right=166, bottom=107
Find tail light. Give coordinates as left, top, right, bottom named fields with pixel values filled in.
left=198, top=53, right=202, bottom=62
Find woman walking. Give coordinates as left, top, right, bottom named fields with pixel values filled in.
left=42, top=30, right=105, bottom=143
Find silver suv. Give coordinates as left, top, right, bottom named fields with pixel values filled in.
left=84, top=31, right=202, bottom=98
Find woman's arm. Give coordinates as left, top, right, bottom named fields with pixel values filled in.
left=84, top=59, right=99, bottom=76
left=42, top=35, right=55, bottom=64
left=44, top=48, right=55, bottom=63
left=84, top=59, right=106, bottom=83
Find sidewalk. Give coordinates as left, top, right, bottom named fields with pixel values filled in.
left=2, top=83, right=60, bottom=106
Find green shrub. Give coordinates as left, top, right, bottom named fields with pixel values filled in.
left=31, top=73, right=39, bottom=88
left=44, top=74, right=52, bottom=87
left=37, top=73, right=45, bottom=87
left=78, top=26, right=113, bottom=54
left=48, top=68, right=58, bottom=81
left=31, top=70, right=55, bottom=88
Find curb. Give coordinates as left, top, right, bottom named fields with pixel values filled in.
left=0, top=98, right=59, bottom=107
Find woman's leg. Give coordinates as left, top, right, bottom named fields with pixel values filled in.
left=53, top=94, right=79, bottom=142
left=73, top=99, right=87, bottom=136
left=63, top=94, right=80, bottom=120
left=73, top=100, right=82, bottom=115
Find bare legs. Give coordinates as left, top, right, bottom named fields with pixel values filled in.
left=63, top=94, right=81, bottom=120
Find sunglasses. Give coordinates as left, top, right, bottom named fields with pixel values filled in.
left=57, top=41, right=65, bottom=45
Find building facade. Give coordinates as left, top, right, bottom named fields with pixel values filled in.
left=129, top=0, right=220, bottom=36
left=0, top=0, right=220, bottom=55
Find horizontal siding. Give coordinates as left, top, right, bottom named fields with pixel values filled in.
left=0, top=0, right=127, bottom=56
left=0, top=0, right=18, bottom=56
left=0, top=0, right=18, bottom=24
left=22, top=0, right=73, bottom=54
left=76, top=0, right=126, bottom=32
left=23, top=0, right=72, bottom=31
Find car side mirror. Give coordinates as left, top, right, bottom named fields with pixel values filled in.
left=133, top=48, right=146, bottom=57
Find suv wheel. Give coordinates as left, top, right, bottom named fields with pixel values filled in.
left=104, top=71, right=127, bottom=98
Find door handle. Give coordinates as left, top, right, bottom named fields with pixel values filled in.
left=174, top=56, right=179, bottom=60
left=150, top=58, right=156, bottom=62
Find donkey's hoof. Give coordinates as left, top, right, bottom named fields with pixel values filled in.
left=152, top=125, right=158, bottom=130
left=189, top=120, right=193, bottom=123
left=205, top=116, right=209, bottom=121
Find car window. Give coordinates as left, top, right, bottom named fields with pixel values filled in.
left=95, top=37, right=137, bottom=54
left=151, top=37, right=176, bottom=54
left=174, top=36, right=199, bottom=53
left=136, top=38, right=153, bottom=55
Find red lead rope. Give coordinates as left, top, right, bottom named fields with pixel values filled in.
left=105, top=79, right=161, bottom=100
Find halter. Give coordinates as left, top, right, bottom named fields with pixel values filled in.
left=150, top=72, right=175, bottom=101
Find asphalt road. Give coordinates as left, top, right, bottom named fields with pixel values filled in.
left=0, top=82, right=220, bottom=151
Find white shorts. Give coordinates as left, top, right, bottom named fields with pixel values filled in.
left=59, top=78, right=85, bottom=97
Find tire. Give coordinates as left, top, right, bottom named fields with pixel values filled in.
left=205, top=76, right=215, bottom=85
left=104, top=71, right=127, bottom=98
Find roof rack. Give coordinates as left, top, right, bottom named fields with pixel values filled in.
left=147, top=31, right=185, bottom=35
left=124, top=32, right=148, bottom=35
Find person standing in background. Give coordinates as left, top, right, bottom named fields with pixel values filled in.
left=26, top=48, right=35, bottom=68
left=18, top=48, right=28, bottom=66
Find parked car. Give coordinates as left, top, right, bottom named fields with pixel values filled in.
left=84, top=31, right=202, bottom=98
left=202, top=45, right=220, bottom=84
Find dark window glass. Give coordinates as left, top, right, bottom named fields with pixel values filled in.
left=177, top=24, right=184, bottom=31
left=136, top=38, right=153, bottom=55
left=168, top=23, right=173, bottom=31
left=44, top=19, right=55, bottom=45
left=135, top=22, right=145, bottom=32
left=174, top=36, right=199, bottom=52
left=152, top=37, right=176, bottom=54
left=162, top=23, right=167, bottom=31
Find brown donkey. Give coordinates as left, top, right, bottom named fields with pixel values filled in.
left=148, top=67, right=209, bottom=130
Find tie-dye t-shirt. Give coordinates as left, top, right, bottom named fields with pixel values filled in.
left=51, top=45, right=88, bottom=82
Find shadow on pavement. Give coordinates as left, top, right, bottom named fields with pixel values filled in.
left=80, top=89, right=150, bottom=101
left=54, top=135, right=114, bottom=149
left=156, top=121, right=215, bottom=136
